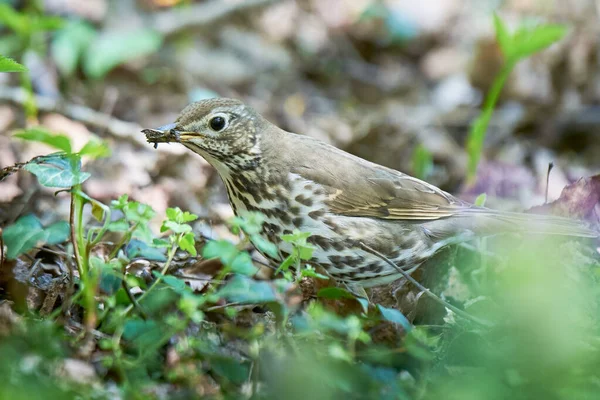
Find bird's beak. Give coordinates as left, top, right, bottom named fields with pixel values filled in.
left=142, top=123, right=182, bottom=147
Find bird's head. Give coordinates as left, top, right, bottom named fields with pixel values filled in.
left=143, top=98, right=265, bottom=171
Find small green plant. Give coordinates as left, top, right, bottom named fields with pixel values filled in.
left=277, top=229, right=317, bottom=281
left=466, top=15, right=567, bottom=182
left=412, top=144, right=434, bottom=181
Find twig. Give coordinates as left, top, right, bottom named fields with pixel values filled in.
left=0, top=87, right=145, bottom=145
left=359, top=242, right=492, bottom=327
left=151, top=0, right=280, bottom=35
left=0, top=228, right=4, bottom=272
left=545, top=162, right=554, bottom=204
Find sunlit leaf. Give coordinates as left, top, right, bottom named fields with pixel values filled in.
left=474, top=193, right=487, bottom=207
left=0, top=54, right=25, bottom=72
left=78, top=138, right=110, bottom=159
left=14, top=127, right=72, bottom=153
left=179, top=232, right=197, bottom=256
left=511, top=24, right=566, bottom=60
left=83, top=28, right=163, bottom=79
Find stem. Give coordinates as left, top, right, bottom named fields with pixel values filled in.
left=72, top=184, right=97, bottom=331
left=109, top=222, right=139, bottom=260
left=467, top=59, right=516, bottom=182
left=122, top=241, right=179, bottom=316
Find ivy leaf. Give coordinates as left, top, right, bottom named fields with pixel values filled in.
left=377, top=304, right=411, bottom=331
left=217, top=275, right=277, bottom=304
left=3, top=215, right=69, bottom=259
left=126, top=239, right=167, bottom=261
left=202, top=240, right=238, bottom=266
left=23, top=154, right=90, bottom=187
left=230, top=252, right=258, bottom=276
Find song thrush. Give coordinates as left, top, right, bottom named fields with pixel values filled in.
left=143, top=98, right=597, bottom=289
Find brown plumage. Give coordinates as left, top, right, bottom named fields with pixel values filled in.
left=143, top=98, right=597, bottom=289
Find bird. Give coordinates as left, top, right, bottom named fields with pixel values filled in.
left=143, top=98, right=597, bottom=291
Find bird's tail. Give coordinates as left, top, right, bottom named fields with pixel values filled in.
left=422, top=208, right=598, bottom=241
left=462, top=208, right=598, bottom=238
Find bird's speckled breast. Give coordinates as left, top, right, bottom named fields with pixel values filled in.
left=221, top=171, right=437, bottom=287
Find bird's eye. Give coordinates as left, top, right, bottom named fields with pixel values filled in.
left=209, top=115, right=227, bottom=132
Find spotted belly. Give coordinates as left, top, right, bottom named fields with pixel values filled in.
left=226, top=173, right=439, bottom=287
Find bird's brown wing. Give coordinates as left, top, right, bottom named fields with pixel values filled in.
left=293, top=155, right=471, bottom=221
left=328, top=173, right=471, bottom=220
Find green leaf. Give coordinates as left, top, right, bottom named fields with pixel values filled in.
left=217, top=275, right=277, bottom=304
left=51, top=20, right=96, bottom=77
left=3, top=215, right=45, bottom=259
left=281, top=230, right=311, bottom=244
left=180, top=210, right=198, bottom=223
left=126, top=239, right=167, bottom=261
left=412, top=144, right=433, bottom=180
left=377, top=304, right=411, bottom=331
left=159, top=273, right=189, bottom=294
left=493, top=14, right=567, bottom=62
left=474, top=193, right=487, bottom=207
left=0, top=54, right=25, bottom=72
left=23, top=154, right=90, bottom=187
left=91, top=202, right=105, bottom=221
left=125, top=201, right=155, bottom=223
left=111, top=194, right=129, bottom=210
left=230, top=211, right=265, bottom=235
left=301, top=266, right=328, bottom=280
left=165, top=207, right=178, bottom=221
left=510, top=24, right=566, bottom=60
left=230, top=252, right=258, bottom=276
left=161, top=220, right=192, bottom=234
left=83, top=28, right=163, bottom=79
left=43, top=220, right=70, bottom=245
left=78, top=138, right=110, bottom=159
left=202, top=240, right=238, bottom=266
left=211, top=357, right=250, bottom=385
left=251, top=234, right=278, bottom=258
left=278, top=254, right=295, bottom=272
left=14, top=127, right=72, bottom=153
left=493, top=13, right=512, bottom=57
left=107, top=218, right=129, bottom=232
left=122, top=318, right=164, bottom=350
left=179, top=232, right=197, bottom=256
left=298, top=245, right=315, bottom=260
left=317, top=287, right=356, bottom=300
left=90, top=257, right=122, bottom=294
left=3, top=215, right=69, bottom=259
left=0, top=4, right=28, bottom=35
